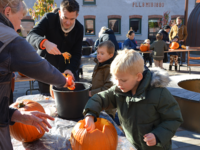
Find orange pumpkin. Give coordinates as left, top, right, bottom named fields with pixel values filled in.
left=169, top=42, right=179, bottom=49
left=140, top=43, right=150, bottom=52
left=9, top=100, right=45, bottom=142
left=50, top=73, right=75, bottom=99
left=70, top=118, right=118, bottom=150
left=18, top=72, right=26, bottom=77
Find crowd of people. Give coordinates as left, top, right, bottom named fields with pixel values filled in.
left=0, top=0, right=188, bottom=149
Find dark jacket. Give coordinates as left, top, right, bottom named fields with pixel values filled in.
left=96, top=29, right=119, bottom=51
left=91, top=56, right=115, bottom=96
left=26, top=12, right=83, bottom=75
left=83, top=68, right=183, bottom=150
left=0, top=13, right=66, bottom=150
left=158, top=29, right=169, bottom=42
left=150, top=40, right=168, bottom=60
left=158, top=29, right=169, bottom=62
left=123, top=38, right=138, bottom=50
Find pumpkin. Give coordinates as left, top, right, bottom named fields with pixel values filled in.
left=140, top=43, right=150, bottom=52
left=181, top=45, right=186, bottom=49
left=50, top=73, right=75, bottom=99
left=70, top=118, right=118, bottom=150
left=62, top=52, right=71, bottom=64
left=18, top=72, right=26, bottom=77
left=169, top=42, right=179, bottom=49
left=9, top=99, right=45, bottom=142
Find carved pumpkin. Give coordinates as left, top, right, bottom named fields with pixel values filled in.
left=18, top=72, right=26, bottom=77
left=181, top=45, right=186, bottom=49
left=9, top=99, right=45, bottom=142
left=70, top=118, right=118, bottom=150
left=169, top=42, right=179, bottom=49
left=140, top=43, right=150, bottom=52
left=50, top=73, right=75, bottom=99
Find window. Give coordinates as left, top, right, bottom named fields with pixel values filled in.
left=148, top=18, right=162, bottom=42
left=108, top=19, right=121, bottom=34
left=83, top=0, right=96, bottom=5
left=129, top=18, right=141, bottom=34
left=84, top=19, right=95, bottom=35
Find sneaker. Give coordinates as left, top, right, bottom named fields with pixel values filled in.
left=90, top=51, right=97, bottom=58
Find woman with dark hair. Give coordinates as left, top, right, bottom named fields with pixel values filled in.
left=123, top=30, right=139, bottom=50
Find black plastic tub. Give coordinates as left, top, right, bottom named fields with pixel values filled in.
left=52, top=82, right=91, bottom=120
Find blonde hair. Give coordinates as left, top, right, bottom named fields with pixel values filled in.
left=99, top=26, right=108, bottom=37
left=126, top=30, right=134, bottom=38
left=144, top=39, right=150, bottom=43
left=0, top=0, right=27, bottom=16
left=110, top=49, right=144, bottom=76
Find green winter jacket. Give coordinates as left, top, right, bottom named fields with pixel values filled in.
left=150, top=40, right=168, bottom=60
left=83, top=68, right=183, bottom=150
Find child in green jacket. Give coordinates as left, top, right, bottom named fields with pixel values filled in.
left=83, top=49, right=183, bottom=150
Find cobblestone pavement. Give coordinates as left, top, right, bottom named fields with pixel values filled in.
left=13, top=54, right=200, bottom=149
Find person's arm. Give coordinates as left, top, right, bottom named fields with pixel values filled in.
left=65, top=26, right=83, bottom=74
left=151, top=88, right=183, bottom=147
left=83, top=86, right=117, bottom=121
left=169, top=27, right=173, bottom=41
left=183, top=26, right=188, bottom=41
left=10, top=37, right=66, bottom=88
left=26, top=13, right=49, bottom=50
left=91, top=67, right=113, bottom=96
left=150, top=42, right=154, bottom=50
left=123, top=39, right=130, bottom=49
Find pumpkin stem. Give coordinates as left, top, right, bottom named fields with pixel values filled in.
left=18, top=102, right=25, bottom=108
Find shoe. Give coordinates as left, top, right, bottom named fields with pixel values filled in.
left=175, top=66, right=177, bottom=71
left=89, top=51, right=97, bottom=58
left=169, top=65, right=172, bottom=71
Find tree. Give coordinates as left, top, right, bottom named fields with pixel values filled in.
left=29, top=0, right=57, bottom=22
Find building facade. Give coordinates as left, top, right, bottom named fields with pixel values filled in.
left=24, top=0, right=197, bottom=42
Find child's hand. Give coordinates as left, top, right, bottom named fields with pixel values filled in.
left=89, top=91, right=92, bottom=97
left=143, top=133, right=156, bottom=146
left=84, top=116, right=95, bottom=132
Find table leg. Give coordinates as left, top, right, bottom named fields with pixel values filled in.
left=29, top=81, right=32, bottom=94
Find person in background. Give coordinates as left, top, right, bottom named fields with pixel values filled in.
left=89, top=41, right=116, bottom=119
left=169, top=17, right=188, bottom=62
left=91, top=26, right=119, bottom=57
left=150, top=33, right=168, bottom=69
left=27, top=0, right=83, bottom=95
left=0, top=0, right=74, bottom=149
left=158, top=25, right=171, bottom=63
left=83, top=50, right=183, bottom=150
left=168, top=36, right=181, bottom=71
left=142, top=39, right=152, bottom=67
left=123, top=30, right=139, bottom=50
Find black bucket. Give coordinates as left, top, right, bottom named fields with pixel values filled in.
left=52, top=82, right=91, bottom=120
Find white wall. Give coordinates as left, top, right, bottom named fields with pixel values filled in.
left=24, top=0, right=196, bottom=41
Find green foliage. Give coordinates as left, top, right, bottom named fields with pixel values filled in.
left=29, top=0, right=57, bottom=21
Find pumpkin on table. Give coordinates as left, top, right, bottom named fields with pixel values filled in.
left=9, top=99, right=46, bottom=142
left=140, top=43, right=150, bottom=52
left=169, top=42, right=179, bottom=50
left=70, top=118, right=118, bottom=150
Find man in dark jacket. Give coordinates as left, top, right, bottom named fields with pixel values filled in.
left=27, top=0, right=83, bottom=94
left=158, top=25, right=171, bottom=62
